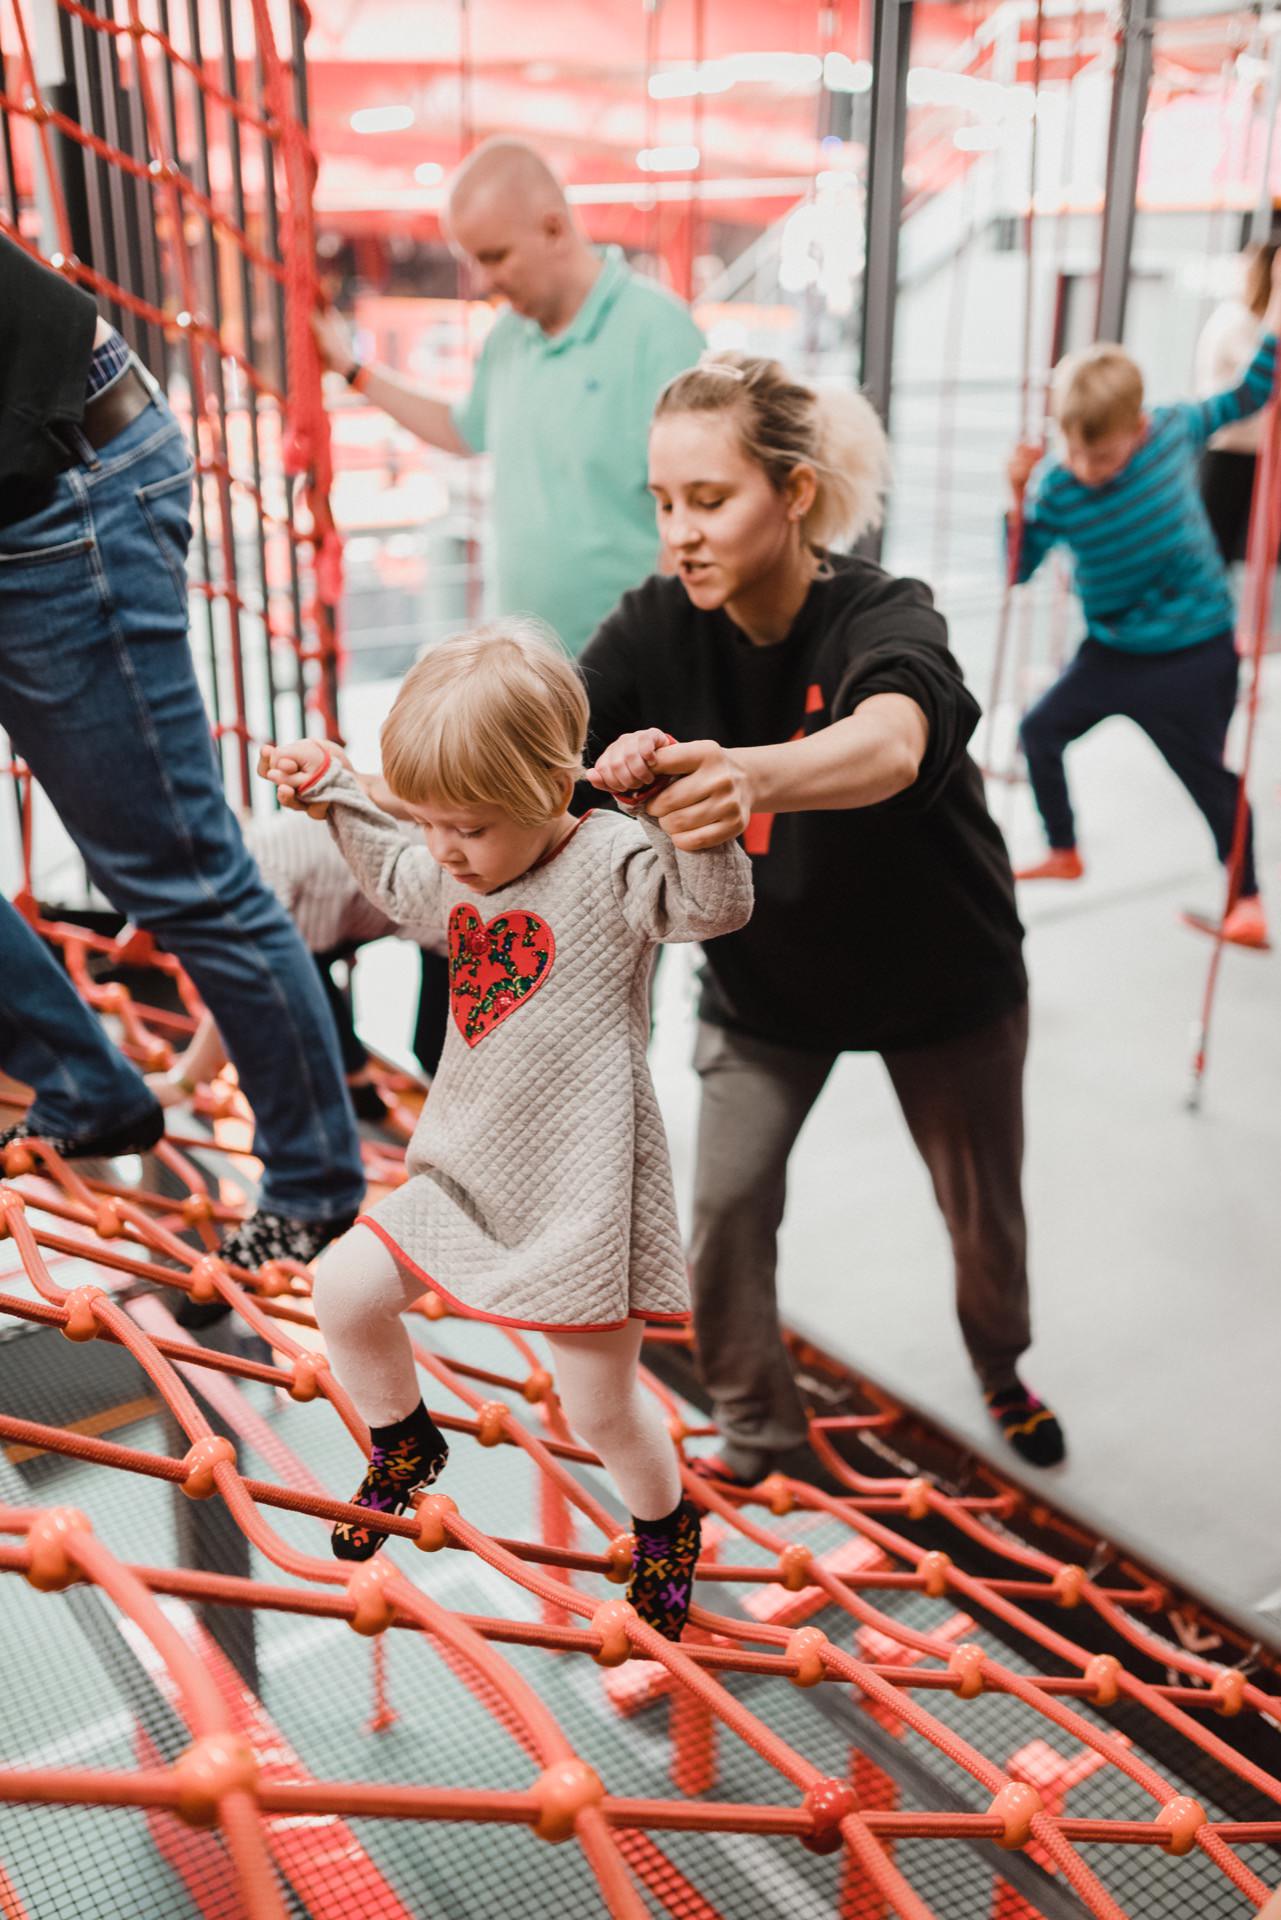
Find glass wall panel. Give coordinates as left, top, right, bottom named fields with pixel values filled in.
left=881, top=0, right=1113, bottom=719
left=1127, top=8, right=1275, bottom=406
left=309, top=0, right=871, bottom=685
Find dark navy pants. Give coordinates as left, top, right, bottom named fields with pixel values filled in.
left=1019, top=631, right=1259, bottom=898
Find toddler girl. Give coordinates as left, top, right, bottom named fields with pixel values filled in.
left=261, top=618, right=753, bottom=1639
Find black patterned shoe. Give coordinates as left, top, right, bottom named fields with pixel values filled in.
left=175, top=1207, right=357, bottom=1328
left=0, top=1105, right=164, bottom=1162
left=984, top=1379, right=1066, bottom=1468
left=627, top=1497, right=701, bottom=1640
left=332, top=1403, right=450, bottom=1561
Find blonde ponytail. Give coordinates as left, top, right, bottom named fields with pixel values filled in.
left=654, top=352, right=890, bottom=551
left=806, top=384, right=891, bottom=548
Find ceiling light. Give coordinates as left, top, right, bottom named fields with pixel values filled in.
left=637, top=145, right=701, bottom=173
left=823, top=52, right=873, bottom=93
left=350, top=105, right=415, bottom=135
left=414, top=161, right=444, bottom=185
left=648, top=52, right=822, bottom=99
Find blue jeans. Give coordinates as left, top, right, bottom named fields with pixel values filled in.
left=0, top=392, right=363, bottom=1219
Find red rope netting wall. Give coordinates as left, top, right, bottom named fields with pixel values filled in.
left=3, top=4, right=1281, bottom=1916
left=1, top=0, right=345, bottom=1085
left=1, top=0, right=341, bottom=817
left=2, top=1130, right=1281, bottom=1918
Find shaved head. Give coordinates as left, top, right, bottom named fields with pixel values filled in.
left=447, top=139, right=568, bottom=224
left=444, top=138, right=595, bottom=334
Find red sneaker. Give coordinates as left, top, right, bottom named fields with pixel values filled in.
left=1013, top=848, right=1084, bottom=882
left=1181, top=897, right=1272, bottom=951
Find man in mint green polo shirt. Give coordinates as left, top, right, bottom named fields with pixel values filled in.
left=314, top=138, right=704, bottom=655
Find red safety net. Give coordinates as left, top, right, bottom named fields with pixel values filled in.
left=3, top=2, right=1281, bottom=1913
left=1, top=0, right=342, bottom=812
left=1, top=1075, right=1281, bottom=1918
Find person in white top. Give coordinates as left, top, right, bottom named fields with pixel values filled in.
left=1195, top=239, right=1278, bottom=563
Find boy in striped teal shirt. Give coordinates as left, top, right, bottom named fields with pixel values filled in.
left=1005, top=255, right=1281, bottom=949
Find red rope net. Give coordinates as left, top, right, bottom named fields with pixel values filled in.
left=2, top=4, right=1281, bottom=1914
left=1, top=1080, right=1280, bottom=1918
left=1, top=0, right=342, bottom=813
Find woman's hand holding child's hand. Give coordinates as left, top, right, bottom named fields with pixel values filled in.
left=258, top=739, right=351, bottom=816
left=589, top=733, right=754, bottom=849
left=587, top=729, right=674, bottom=805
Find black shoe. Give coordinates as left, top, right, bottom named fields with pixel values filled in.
left=348, top=1080, right=391, bottom=1124
left=984, top=1379, right=1066, bottom=1468
left=175, top=1206, right=358, bottom=1329
left=0, top=1104, right=165, bottom=1163
left=690, top=1442, right=849, bottom=1500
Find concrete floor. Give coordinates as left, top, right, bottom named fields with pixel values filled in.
left=342, top=647, right=1281, bottom=1644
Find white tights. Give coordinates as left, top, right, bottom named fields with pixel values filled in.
left=311, top=1225, right=682, bottom=1523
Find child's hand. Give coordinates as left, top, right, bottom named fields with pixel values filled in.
left=1007, top=441, right=1044, bottom=505
left=258, top=739, right=350, bottom=817
left=587, top=729, right=675, bottom=804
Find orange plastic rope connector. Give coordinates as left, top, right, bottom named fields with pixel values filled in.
left=799, top=1776, right=859, bottom=1854
left=533, top=1760, right=605, bottom=1842
left=181, top=1436, right=236, bottom=1500
left=591, top=1599, right=635, bottom=1669
left=412, top=1492, right=458, bottom=1552
left=989, top=1781, right=1043, bottom=1850
left=24, top=1507, right=91, bottom=1592
left=173, top=1733, right=258, bottom=1827
left=1156, top=1796, right=1207, bottom=1856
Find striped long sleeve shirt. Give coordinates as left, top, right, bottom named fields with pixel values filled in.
left=1009, top=333, right=1278, bottom=653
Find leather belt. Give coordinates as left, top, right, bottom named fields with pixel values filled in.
left=82, top=362, right=152, bottom=451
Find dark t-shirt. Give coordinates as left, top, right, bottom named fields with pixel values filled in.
left=579, top=557, right=1027, bottom=1053
left=0, top=235, right=97, bottom=517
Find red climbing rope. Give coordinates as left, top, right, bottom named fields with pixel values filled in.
left=1186, top=347, right=1281, bottom=1106
left=983, top=0, right=1049, bottom=780
left=1, top=1104, right=1280, bottom=1917
left=0, top=0, right=344, bottom=805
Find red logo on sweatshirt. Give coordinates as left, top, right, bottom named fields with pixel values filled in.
left=743, top=683, right=825, bottom=857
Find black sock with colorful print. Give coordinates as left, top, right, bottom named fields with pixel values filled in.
left=331, top=1401, right=450, bottom=1562
left=626, top=1496, right=701, bottom=1640
left=984, top=1378, right=1066, bottom=1468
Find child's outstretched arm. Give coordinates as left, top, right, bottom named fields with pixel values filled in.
left=594, top=732, right=754, bottom=944
left=259, top=742, right=446, bottom=941
left=1186, top=252, right=1281, bottom=446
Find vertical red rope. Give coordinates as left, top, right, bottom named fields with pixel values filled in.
left=121, top=0, right=254, bottom=804
left=983, top=0, right=1047, bottom=776
left=1186, top=367, right=1281, bottom=1104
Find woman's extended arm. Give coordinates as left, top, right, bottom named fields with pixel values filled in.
left=637, top=693, right=929, bottom=851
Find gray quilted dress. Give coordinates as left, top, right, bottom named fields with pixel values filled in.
left=306, top=764, right=754, bottom=1330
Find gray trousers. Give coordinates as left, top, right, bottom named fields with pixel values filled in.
left=689, top=1001, right=1032, bottom=1478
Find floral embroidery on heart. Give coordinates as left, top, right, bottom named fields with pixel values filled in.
left=447, top=904, right=555, bottom=1046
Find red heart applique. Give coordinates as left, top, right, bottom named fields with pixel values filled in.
left=447, top=904, right=556, bottom=1048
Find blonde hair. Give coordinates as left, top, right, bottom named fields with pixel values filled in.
left=380, top=618, right=587, bottom=826
left=653, top=351, right=890, bottom=549
left=1052, top=344, right=1144, bottom=442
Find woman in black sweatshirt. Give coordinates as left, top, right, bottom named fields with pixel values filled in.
left=581, top=352, right=1062, bottom=1478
